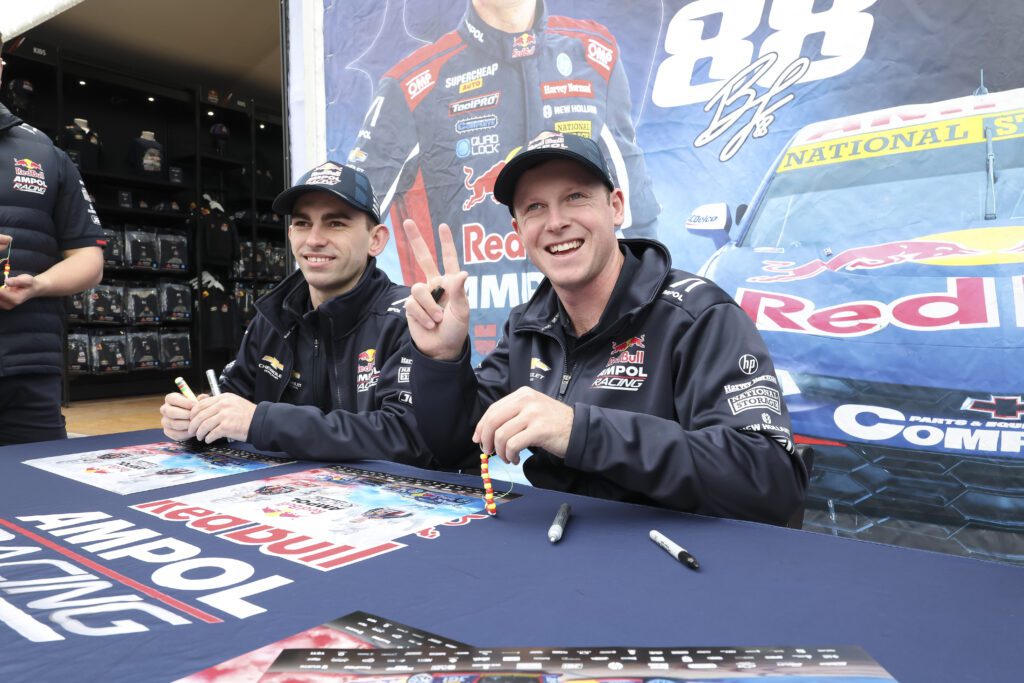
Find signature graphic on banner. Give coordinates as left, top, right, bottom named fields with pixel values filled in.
left=695, top=53, right=809, bottom=162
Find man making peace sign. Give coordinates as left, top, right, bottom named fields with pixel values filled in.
left=404, top=133, right=806, bottom=525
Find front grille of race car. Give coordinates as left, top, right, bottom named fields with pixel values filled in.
left=802, top=439, right=1024, bottom=565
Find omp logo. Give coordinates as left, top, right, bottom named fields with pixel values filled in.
left=586, top=39, right=613, bottom=71
left=738, top=354, right=759, bottom=375
left=406, top=70, right=434, bottom=98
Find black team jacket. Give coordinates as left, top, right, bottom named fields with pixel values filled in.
left=221, top=260, right=434, bottom=467
left=411, top=239, right=807, bottom=525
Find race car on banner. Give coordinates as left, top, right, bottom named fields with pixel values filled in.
left=688, top=86, right=1024, bottom=561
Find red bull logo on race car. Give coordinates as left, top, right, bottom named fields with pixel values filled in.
left=749, top=227, right=1024, bottom=282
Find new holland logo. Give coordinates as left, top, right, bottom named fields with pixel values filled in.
left=592, top=335, right=648, bottom=391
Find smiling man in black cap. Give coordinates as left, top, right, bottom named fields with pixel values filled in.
left=402, top=132, right=806, bottom=524
left=160, top=161, right=434, bottom=467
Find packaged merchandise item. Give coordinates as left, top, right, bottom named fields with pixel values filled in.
left=234, top=281, right=256, bottom=324
left=159, top=281, right=192, bottom=321
left=235, top=239, right=255, bottom=278
left=157, top=230, right=189, bottom=271
left=269, top=244, right=287, bottom=279
left=253, top=240, right=270, bottom=278
left=67, top=290, right=87, bottom=323
left=160, top=330, right=192, bottom=369
left=126, top=330, right=161, bottom=370
left=125, top=285, right=160, bottom=324
left=124, top=225, right=159, bottom=269
left=86, top=283, right=125, bottom=323
left=90, top=331, right=127, bottom=373
left=101, top=226, right=125, bottom=267
left=66, top=332, right=91, bottom=374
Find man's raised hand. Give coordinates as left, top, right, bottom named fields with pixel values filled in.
left=402, top=219, right=470, bottom=360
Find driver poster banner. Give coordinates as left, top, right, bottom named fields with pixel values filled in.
left=291, top=0, right=1024, bottom=561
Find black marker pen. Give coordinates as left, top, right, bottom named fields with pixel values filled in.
left=649, top=529, right=699, bottom=570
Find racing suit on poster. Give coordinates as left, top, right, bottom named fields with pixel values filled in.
left=349, top=0, right=660, bottom=359
left=410, top=240, right=807, bottom=525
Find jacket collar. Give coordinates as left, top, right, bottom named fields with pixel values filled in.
left=255, top=258, right=391, bottom=338
left=517, top=239, right=672, bottom=337
left=458, top=0, right=547, bottom=60
left=0, top=102, right=22, bottom=134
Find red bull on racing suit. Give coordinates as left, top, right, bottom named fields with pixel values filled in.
left=348, top=0, right=660, bottom=358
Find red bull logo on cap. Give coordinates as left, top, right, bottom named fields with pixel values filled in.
left=462, top=161, right=505, bottom=210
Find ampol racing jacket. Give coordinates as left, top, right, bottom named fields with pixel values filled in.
left=350, top=0, right=660, bottom=358
left=410, top=240, right=807, bottom=525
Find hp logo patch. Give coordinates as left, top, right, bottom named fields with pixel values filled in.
left=738, top=354, right=758, bottom=375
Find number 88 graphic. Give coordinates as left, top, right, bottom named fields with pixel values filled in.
left=652, top=0, right=878, bottom=107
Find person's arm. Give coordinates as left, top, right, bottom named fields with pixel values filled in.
left=248, top=332, right=436, bottom=469
left=410, top=320, right=515, bottom=470
left=564, top=303, right=807, bottom=525
left=0, top=246, right=103, bottom=309
left=0, top=151, right=105, bottom=307
left=352, top=74, right=418, bottom=219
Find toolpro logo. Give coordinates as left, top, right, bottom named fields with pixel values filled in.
left=462, top=161, right=505, bottom=210
left=748, top=227, right=1024, bottom=283
left=448, top=92, right=500, bottom=117
left=593, top=336, right=648, bottom=391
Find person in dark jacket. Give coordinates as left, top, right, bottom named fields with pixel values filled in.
left=403, top=132, right=806, bottom=524
left=0, top=33, right=105, bottom=446
left=160, top=162, right=434, bottom=467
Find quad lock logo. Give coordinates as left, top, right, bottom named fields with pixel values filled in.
left=592, top=335, right=648, bottom=391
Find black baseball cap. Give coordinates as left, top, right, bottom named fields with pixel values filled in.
left=493, top=132, right=614, bottom=213
left=272, top=161, right=381, bottom=223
